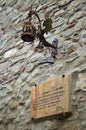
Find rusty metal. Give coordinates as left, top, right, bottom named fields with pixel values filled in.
left=21, top=4, right=53, bottom=44
left=21, top=5, right=41, bottom=42
left=21, top=23, right=36, bottom=42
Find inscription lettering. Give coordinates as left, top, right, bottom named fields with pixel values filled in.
left=30, top=75, right=69, bottom=119
left=31, top=86, right=64, bottom=110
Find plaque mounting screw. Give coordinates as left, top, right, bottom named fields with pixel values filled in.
left=35, top=84, right=37, bottom=87
left=62, top=75, right=65, bottom=78
left=31, top=117, right=34, bottom=120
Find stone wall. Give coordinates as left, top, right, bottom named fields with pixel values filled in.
left=0, top=0, right=86, bottom=130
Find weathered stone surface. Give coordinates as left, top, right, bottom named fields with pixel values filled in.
left=74, top=56, right=85, bottom=67
left=26, top=63, right=37, bottom=73
left=8, top=124, right=16, bottom=130
left=0, top=0, right=86, bottom=130
left=62, top=28, right=74, bottom=37
left=6, top=113, right=17, bottom=121
left=74, top=17, right=86, bottom=32
left=66, top=52, right=79, bottom=62
left=58, top=0, right=73, bottom=7
left=15, top=77, right=22, bottom=86
left=26, top=75, right=32, bottom=83
left=11, top=64, right=24, bottom=75
left=21, top=72, right=28, bottom=81
left=75, top=73, right=86, bottom=92
left=79, top=64, right=86, bottom=73
left=54, top=17, right=65, bottom=28
left=17, top=0, right=24, bottom=7
left=69, top=11, right=85, bottom=23
left=55, top=10, right=65, bottom=17
left=0, top=125, right=5, bottom=130
left=68, top=112, right=79, bottom=121
left=66, top=53, right=79, bottom=62
left=67, top=0, right=85, bottom=11
left=25, top=99, right=30, bottom=109
left=81, top=30, right=86, bottom=44
left=8, top=99, right=18, bottom=110
left=16, top=45, right=29, bottom=56
left=31, top=68, right=40, bottom=78
left=62, top=123, right=80, bottom=130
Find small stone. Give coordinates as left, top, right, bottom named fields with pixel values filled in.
left=31, top=69, right=40, bottom=78
left=8, top=124, right=16, bottom=130
left=58, top=0, right=72, bottom=7
left=62, top=123, right=79, bottom=130
left=15, top=40, right=23, bottom=46
left=36, top=5, right=43, bottom=11
left=81, top=86, right=86, bottom=92
left=62, top=28, right=74, bottom=37
left=74, top=17, right=86, bottom=32
left=81, top=30, right=86, bottom=44
left=55, top=10, right=64, bottom=17
left=25, top=99, right=30, bottom=109
left=8, top=99, right=18, bottom=110
left=0, top=7, right=2, bottom=11
left=54, top=17, right=65, bottom=28
left=78, top=96, right=84, bottom=102
left=26, top=76, right=32, bottom=83
left=75, top=73, right=86, bottom=92
left=69, top=11, right=84, bottom=23
left=0, top=118, right=3, bottom=123
left=16, top=45, right=29, bottom=56
left=15, top=78, right=22, bottom=86
left=74, top=62, right=81, bottom=67
left=72, top=96, right=76, bottom=101
left=21, top=72, right=28, bottom=81
left=26, top=63, right=36, bottom=73
left=79, top=64, right=86, bottom=73
left=5, top=7, right=13, bottom=15
left=66, top=53, right=79, bottom=63
left=13, top=117, right=20, bottom=123
left=74, top=86, right=81, bottom=92
left=6, top=113, right=17, bottom=122
left=68, top=112, right=79, bottom=121
left=73, top=101, right=78, bottom=106
left=0, top=125, right=5, bottom=130
left=17, top=0, right=24, bottom=8
left=4, top=48, right=18, bottom=58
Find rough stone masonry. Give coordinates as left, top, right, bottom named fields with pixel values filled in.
left=0, top=0, right=86, bottom=130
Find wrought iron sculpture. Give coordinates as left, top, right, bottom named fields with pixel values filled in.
left=21, top=20, right=36, bottom=42
left=21, top=5, right=40, bottom=42
left=21, top=5, right=52, bottom=43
